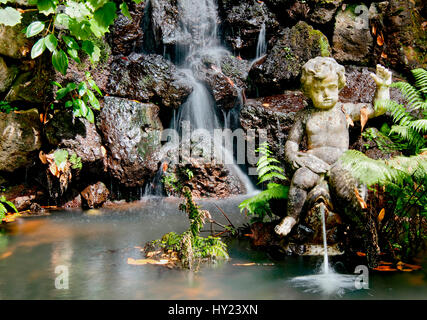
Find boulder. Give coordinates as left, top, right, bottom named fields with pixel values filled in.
left=339, top=65, right=407, bottom=105
left=107, top=53, right=192, bottom=109
left=219, top=0, right=280, bottom=59
left=240, top=91, right=308, bottom=165
left=0, top=57, right=18, bottom=94
left=81, top=182, right=110, bottom=208
left=44, top=111, right=104, bottom=165
left=192, top=53, right=251, bottom=110
left=371, top=0, right=426, bottom=73
left=0, top=109, right=42, bottom=172
left=308, top=0, right=343, bottom=25
left=0, top=24, right=32, bottom=59
left=147, top=0, right=181, bottom=52
left=99, top=96, right=164, bottom=187
left=332, top=4, right=374, bottom=65
left=111, top=0, right=146, bottom=56
left=248, top=21, right=331, bottom=96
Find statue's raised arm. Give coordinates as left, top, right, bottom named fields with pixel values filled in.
left=341, top=64, right=392, bottom=122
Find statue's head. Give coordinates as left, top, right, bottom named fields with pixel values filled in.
left=301, top=57, right=346, bottom=110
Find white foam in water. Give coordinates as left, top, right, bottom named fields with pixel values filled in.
left=288, top=203, right=359, bottom=297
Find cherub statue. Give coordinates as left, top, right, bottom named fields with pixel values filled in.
left=274, top=57, right=392, bottom=238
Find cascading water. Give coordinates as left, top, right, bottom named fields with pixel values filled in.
left=255, top=23, right=267, bottom=59
left=144, top=0, right=255, bottom=196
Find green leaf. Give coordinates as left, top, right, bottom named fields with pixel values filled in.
left=87, top=78, right=102, bottom=96
left=78, top=81, right=87, bottom=96
left=65, top=0, right=91, bottom=21
left=94, top=2, right=117, bottom=29
left=74, top=99, right=87, bottom=117
left=81, top=40, right=100, bottom=63
left=69, top=19, right=92, bottom=40
left=53, top=149, right=68, bottom=167
left=56, top=87, right=70, bottom=100
left=52, top=49, right=68, bottom=75
left=86, top=107, right=94, bottom=123
left=0, top=7, right=22, bottom=26
left=87, top=89, right=100, bottom=110
left=25, top=21, right=45, bottom=37
left=51, top=81, right=62, bottom=88
left=44, top=34, right=58, bottom=52
left=62, top=35, right=79, bottom=50
left=66, top=82, right=77, bottom=91
left=37, top=0, right=57, bottom=16
left=120, top=2, right=132, bottom=20
left=55, top=13, right=71, bottom=28
left=31, top=37, right=46, bottom=59
left=67, top=48, right=81, bottom=63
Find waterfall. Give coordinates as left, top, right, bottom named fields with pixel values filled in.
left=145, top=0, right=255, bottom=196
left=255, top=23, right=267, bottom=59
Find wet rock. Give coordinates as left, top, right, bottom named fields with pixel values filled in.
left=63, top=192, right=82, bottom=209
left=99, top=96, right=163, bottom=187
left=339, top=65, right=407, bottom=105
left=165, top=158, right=245, bottom=198
left=111, top=0, right=146, bottom=55
left=5, top=55, right=52, bottom=104
left=308, top=0, right=343, bottom=25
left=148, top=0, right=181, bottom=51
left=1, top=184, right=44, bottom=212
left=0, top=24, right=32, bottom=59
left=371, top=0, right=426, bottom=73
left=240, top=91, right=308, bottom=164
left=0, top=57, right=18, bottom=94
left=193, top=53, right=250, bottom=110
left=219, top=0, right=280, bottom=59
left=44, top=111, right=104, bottom=165
left=107, top=53, right=192, bottom=109
left=351, top=127, right=401, bottom=160
left=248, top=21, right=331, bottom=96
left=81, top=182, right=110, bottom=208
left=0, top=109, right=42, bottom=172
left=332, top=4, right=374, bottom=65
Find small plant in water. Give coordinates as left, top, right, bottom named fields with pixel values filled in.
left=145, top=170, right=230, bottom=270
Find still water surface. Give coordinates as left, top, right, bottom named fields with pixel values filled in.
left=0, top=197, right=425, bottom=299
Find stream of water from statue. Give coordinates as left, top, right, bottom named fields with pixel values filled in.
left=288, top=204, right=360, bottom=296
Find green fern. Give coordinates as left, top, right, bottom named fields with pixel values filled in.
left=375, top=68, right=427, bottom=154
left=340, top=150, right=427, bottom=186
left=239, top=142, right=289, bottom=222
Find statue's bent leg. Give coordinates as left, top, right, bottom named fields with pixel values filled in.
left=327, top=161, right=380, bottom=267
left=275, top=167, right=320, bottom=236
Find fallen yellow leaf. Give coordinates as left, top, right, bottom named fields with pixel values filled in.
left=378, top=208, right=385, bottom=223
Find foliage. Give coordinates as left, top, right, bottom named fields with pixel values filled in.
left=53, top=149, right=82, bottom=170
left=0, top=101, right=17, bottom=114
left=0, top=195, right=18, bottom=221
left=153, top=171, right=230, bottom=268
left=375, top=68, right=427, bottom=155
left=239, top=142, right=289, bottom=223
left=342, top=69, right=427, bottom=260
left=0, top=0, right=143, bottom=123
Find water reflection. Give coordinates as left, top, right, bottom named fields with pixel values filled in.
left=0, top=197, right=425, bottom=299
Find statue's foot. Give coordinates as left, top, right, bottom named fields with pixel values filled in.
left=274, top=216, right=297, bottom=236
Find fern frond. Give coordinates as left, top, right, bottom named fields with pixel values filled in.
left=258, top=172, right=287, bottom=184
left=389, top=125, right=425, bottom=150
left=412, top=68, right=427, bottom=94
left=340, top=150, right=427, bottom=186
left=392, top=82, right=424, bottom=109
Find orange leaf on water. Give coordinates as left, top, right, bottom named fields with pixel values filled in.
left=356, top=252, right=366, bottom=257
left=373, top=265, right=397, bottom=271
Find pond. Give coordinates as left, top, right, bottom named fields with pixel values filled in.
left=0, top=196, right=425, bottom=300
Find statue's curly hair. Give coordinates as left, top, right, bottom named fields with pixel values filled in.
left=301, top=57, right=346, bottom=96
